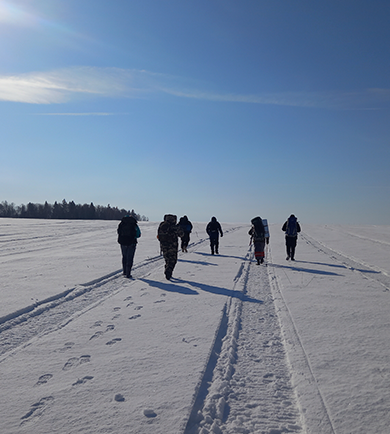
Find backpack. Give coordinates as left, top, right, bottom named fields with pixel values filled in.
left=286, top=216, right=298, bottom=237
left=251, top=217, right=265, bottom=240
left=158, top=221, right=178, bottom=244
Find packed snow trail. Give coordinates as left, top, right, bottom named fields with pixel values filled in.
left=269, top=224, right=390, bottom=434
left=183, top=246, right=304, bottom=434
left=0, top=223, right=255, bottom=434
left=220, top=259, right=303, bottom=434
left=2, top=220, right=390, bottom=434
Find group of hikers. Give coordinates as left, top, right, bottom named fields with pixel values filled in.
left=117, top=214, right=301, bottom=280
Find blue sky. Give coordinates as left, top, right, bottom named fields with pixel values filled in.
left=1, top=0, right=390, bottom=224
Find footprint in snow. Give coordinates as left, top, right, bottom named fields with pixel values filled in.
left=115, top=393, right=125, bottom=402
left=20, top=396, right=54, bottom=425
left=129, top=314, right=141, bottom=320
left=90, top=331, right=104, bottom=340
left=90, top=321, right=103, bottom=328
left=124, top=296, right=132, bottom=301
left=63, top=355, right=91, bottom=370
left=112, top=314, right=121, bottom=320
left=134, top=305, right=143, bottom=311
left=35, top=374, right=53, bottom=386
left=263, top=373, right=274, bottom=383
left=58, top=341, right=75, bottom=352
left=154, top=299, right=166, bottom=303
left=144, top=409, right=157, bottom=418
left=113, top=307, right=121, bottom=311
left=106, top=338, right=122, bottom=346
left=72, top=376, right=94, bottom=386
left=105, top=324, right=115, bottom=332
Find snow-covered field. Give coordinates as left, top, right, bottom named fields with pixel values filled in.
left=1, top=218, right=389, bottom=434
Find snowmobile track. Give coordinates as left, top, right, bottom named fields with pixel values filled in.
left=301, top=232, right=390, bottom=292
left=0, top=234, right=220, bottom=359
left=267, top=245, right=337, bottom=434
left=183, top=245, right=307, bottom=434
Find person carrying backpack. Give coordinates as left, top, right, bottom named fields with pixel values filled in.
left=178, top=215, right=193, bottom=252
left=282, top=214, right=301, bottom=261
left=206, top=217, right=223, bottom=255
left=249, top=216, right=270, bottom=265
left=157, top=214, right=185, bottom=280
left=117, top=215, right=141, bottom=278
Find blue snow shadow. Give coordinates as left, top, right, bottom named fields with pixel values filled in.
left=174, top=278, right=263, bottom=304
left=178, top=258, right=218, bottom=267
left=298, top=260, right=381, bottom=274
left=194, top=252, right=247, bottom=261
left=139, top=278, right=262, bottom=304
left=140, top=278, right=199, bottom=295
left=268, top=263, right=342, bottom=276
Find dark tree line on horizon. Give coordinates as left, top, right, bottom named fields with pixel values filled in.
left=0, top=200, right=148, bottom=221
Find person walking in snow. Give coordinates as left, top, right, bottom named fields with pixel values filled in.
left=178, top=215, right=193, bottom=252
left=206, top=217, right=223, bottom=255
left=249, top=216, right=270, bottom=265
left=117, top=215, right=141, bottom=278
left=157, top=214, right=184, bottom=280
left=282, top=214, right=301, bottom=261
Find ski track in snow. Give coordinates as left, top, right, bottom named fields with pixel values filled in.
left=0, top=228, right=240, bottom=358
left=183, top=249, right=304, bottom=434
left=2, top=221, right=389, bottom=433
left=0, top=254, right=161, bottom=356
left=301, top=233, right=390, bottom=291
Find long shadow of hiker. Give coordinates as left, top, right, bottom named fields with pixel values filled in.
left=140, top=278, right=199, bottom=295
left=173, top=278, right=263, bottom=304
left=139, top=278, right=262, bottom=304
left=194, top=252, right=248, bottom=262
left=268, top=263, right=342, bottom=276
left=298, top=260, right=380, bottom=274
left=178, top=258, right=218, bottom=267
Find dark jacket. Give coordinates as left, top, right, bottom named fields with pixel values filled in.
left=158, top=214, right=184, bottom=246
left=206, top=217, right=223, bottom=239
left=282, top=215, right=301, bottom=237
left=117, top=216, right=141, bottom=246
left=178, top=216, right=193, bottom=234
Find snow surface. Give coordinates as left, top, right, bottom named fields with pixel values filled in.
left=1, top=218, right=390, bottom=434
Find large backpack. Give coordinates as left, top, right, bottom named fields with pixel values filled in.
left=286, top=216, right=298, bottom=237
left=251, top=217, right=265, bottom=240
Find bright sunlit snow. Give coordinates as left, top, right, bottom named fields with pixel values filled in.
left=1, top=219, right=390, bottom=434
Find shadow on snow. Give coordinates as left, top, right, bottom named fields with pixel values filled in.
left=268, top=263, right=342, bottom=276
left=140, top=278, right=263, bottom=304
left=298, top=260, right=381, bottom=274
left=193, top=251, right=248, bottom=262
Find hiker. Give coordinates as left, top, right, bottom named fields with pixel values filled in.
left=157, top=214, right=184, bottom=280
left=206, top=217, right=223, bottom=255
left=249, top=217, right=270, bottom=264
left=178, top=215, right=193, bottom=252
left=117, top=215, right=141, bottom=278
left=282, top=214, right=301, bottom=261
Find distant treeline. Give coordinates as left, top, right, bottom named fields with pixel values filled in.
left=0, top=200, right=148, bottom=221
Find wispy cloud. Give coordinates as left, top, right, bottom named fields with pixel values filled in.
left=34, top=112, right=115, bottom=116
left=1, top=66, right=390, bottom=110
